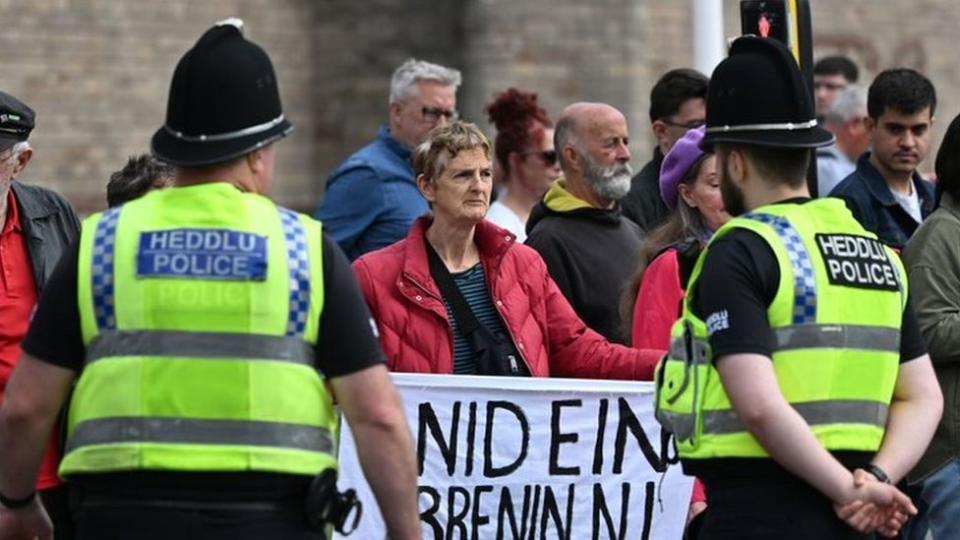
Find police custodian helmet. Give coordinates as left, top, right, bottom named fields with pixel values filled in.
left=700, top=36, right=834, bottom=151
left=151, top=18, right=294, bottom=167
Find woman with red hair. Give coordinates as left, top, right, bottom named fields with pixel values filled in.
left=485, top=88, right=560, bottom=242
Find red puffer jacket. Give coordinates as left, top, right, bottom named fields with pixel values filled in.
left=353, top=217, right=662, bottom=378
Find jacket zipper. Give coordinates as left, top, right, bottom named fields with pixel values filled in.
left=483, top=259, right=533, bottom=376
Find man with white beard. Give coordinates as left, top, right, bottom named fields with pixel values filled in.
left=525, top=102, right=643, bottom=345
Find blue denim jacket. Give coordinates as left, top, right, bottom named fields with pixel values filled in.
left=828, top=153, right=935, bottom=250
left=315, top=126, right=428, bottom=260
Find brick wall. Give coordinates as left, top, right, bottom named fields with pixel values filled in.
left=313, top=0, right=463, bottom=209
left=0, top=0, right=320, bottom=212
left=0, top=1, right=956, bottom=214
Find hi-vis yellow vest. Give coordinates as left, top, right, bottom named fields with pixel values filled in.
left=655, top=198, right=906, bottom=461
left=60, top=183, right=337, bottom=477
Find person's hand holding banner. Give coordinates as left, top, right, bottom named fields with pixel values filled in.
left=334, top=374, right=695, bottom=540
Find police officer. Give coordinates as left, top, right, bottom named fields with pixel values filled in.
left=655, top=37, right=942, bottom=539
left=0, top=21, right=420, bottom=540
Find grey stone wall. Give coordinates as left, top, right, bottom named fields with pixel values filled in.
left=0, top=0, right=321, bottom=212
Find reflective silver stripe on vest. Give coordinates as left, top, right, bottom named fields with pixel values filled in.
left=668, top=337, right=711, bottom=365
left=85, top=330, right=315, bottom=366
left=775, top=324, right=900, bottom=353
left=672, top=325, right=900, bottom=361
left=703, top=400, right=888, bottom=436
left=656, top=409, right=697, bottom=441
left=66, top=417, right=334, bottom=454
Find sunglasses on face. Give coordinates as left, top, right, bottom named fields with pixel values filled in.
left=421, top=107, right=459, bottom=123
left=522, top=150, right=558, bottom=166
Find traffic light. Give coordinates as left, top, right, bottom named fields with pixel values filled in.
left=741, top=1, right=790, bottom=45
left=739, top=0, right=812, bottom=78
left=740, top=0, right=820, bottom=195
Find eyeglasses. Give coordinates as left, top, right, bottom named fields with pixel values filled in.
left=662, top=118, right=706, bottom=130
left=522, top=150, right=558, bottom=166
left=421, top=107, right=459, bottom=123
left=814, top=81, right=846, bottom=92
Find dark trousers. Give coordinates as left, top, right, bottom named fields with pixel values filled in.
left=40, top=485, right=74, bottom=540
left=75, top=504, right=325, bottom=540
left=698, top=480, right=874, bottom=540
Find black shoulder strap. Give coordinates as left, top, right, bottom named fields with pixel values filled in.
left=426, top=243, right=481, bottom=335
left=674, top=239, right=704, bottom=288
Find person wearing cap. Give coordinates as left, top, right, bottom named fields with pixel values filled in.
left=655, top=36, right=942, bottom=539
left=525, top=102, right=642, bottom=346
left=0, top=21, right=419, bottom=540
left=0, top=90, right=81, bottom=539
left=316, top=58, right=462, bottom=261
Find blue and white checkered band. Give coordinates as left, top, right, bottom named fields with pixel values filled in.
left=745, top=213, right=817, bottom=324
left=91, top=207, right=123, bottom=330
left=279, top=208, right=311, bottom=337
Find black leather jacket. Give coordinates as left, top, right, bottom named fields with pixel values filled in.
left=11, top=181, right=80, bottom=292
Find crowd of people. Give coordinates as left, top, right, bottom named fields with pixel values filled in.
left=0, top=15, right=956, bottom=540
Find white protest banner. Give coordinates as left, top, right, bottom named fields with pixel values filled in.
left=334, top=373, right=694, bottom=540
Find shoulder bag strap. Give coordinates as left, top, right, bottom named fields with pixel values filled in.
left=426, top=242, right=481, bottom=335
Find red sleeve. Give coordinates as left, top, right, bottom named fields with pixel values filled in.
left=537, top=256, right=665, bottom=380
left=351, top=256, right=391, bottom=367
left=351, top=257, right=376, bottom=312
left=691, top=478, right=707, bottom=503
left=631, top=250, right=684, bottom=351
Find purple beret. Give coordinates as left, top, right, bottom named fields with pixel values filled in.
left=659, top=126, right=707, bottom=209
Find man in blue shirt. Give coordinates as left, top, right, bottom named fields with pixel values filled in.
left=316, top=59, right=461, bottom=260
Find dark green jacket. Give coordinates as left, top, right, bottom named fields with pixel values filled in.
left=903, top=192, right=960, bottom=482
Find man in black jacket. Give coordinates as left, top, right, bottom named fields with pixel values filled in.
left=620, top=68, right=708, bottom=232
left=526, top=102, right=642, bottom=345
left=0, top=90, right=79, bottom=539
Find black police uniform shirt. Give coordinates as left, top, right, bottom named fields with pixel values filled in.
left=687, top=198, right=927, bottom=485
left=22, top=231, right=386, bottom=501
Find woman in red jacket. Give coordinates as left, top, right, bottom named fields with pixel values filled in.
left=353, top=121, right=662, bottom=379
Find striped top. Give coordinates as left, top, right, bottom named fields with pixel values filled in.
left=442, top=263, right=513, bottom=375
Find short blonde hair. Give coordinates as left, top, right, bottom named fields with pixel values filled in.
left=413, top=121, right=491, bottom=181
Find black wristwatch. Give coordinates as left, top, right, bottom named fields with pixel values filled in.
left=864, top=463, right=892, bottom=485
left=0, top=490, right=36, bottom=509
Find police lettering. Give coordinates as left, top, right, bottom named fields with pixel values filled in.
left=147, top=229, right=259, bottom=253
left=816, top=234, right=887, bottom=261
left=137, top=229, right=268, bottom=281
left=150, top=252, right=252, bottom=277
left=815, top=234, right=899, bottom=292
